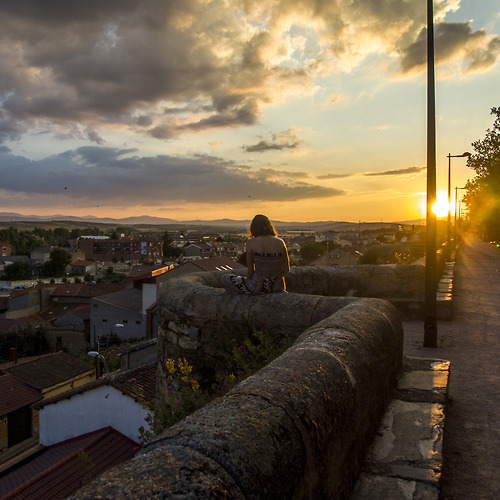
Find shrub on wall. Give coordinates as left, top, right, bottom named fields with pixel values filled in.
left=139, top=324, right=292, bottom=444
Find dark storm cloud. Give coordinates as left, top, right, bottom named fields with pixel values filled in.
left=0, top=147, right=344, bottom=204
left=0, top=0, right=498, bottom=152
left=400, top=22, right=500, bottom=74
left=365, top=166, right=426, bottom=176
left=0, top=0, right=271, bottom=142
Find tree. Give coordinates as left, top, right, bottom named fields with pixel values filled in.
left=2, top=261, right=32, bottom=280
left=54, top=227, right=70, bottom=246
left=163, top=230, right=182, bottom=259
left=464, top=107, right=500, bottom=241
left=42, top=248, right=73, bottom=277
left=299, top=241, right=326, bottom=264
left=0, top=324, right=48, bottom=359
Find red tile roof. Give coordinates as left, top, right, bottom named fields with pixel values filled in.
left=110, top=362, right=157, bottom=404
left=50, top=282, right=127, bottom=299
left=71, top=260, right=94, bottom=267
left=0, top=427, right=139, bottom=499
left=24, top=302, right=90, bottom=323
left=0, top=373, right=42, bottom=414
left=127, top=264, right=171, bottom=279
left=4, top=352, right=95, bottom=392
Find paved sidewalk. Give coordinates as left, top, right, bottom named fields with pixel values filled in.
left=403, top=237, right=500, bottom=499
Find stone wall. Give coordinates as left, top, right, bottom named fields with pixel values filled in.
left=74, top=269, right=404, bottom=499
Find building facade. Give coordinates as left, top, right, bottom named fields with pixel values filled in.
left=78, top=237, right=163, bottom=263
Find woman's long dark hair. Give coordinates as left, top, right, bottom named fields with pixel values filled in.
left=249, top=214, right=277, bottom=237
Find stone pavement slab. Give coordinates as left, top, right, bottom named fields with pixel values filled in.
left=401, top=238, right=500, bottom=500
left=352, top=357, right=449, bottom=500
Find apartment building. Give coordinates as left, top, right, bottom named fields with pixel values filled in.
left=78, top=237, right=163, bottom=263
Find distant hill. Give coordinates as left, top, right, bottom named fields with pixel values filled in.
left=0, top=212, right=425, bottom=232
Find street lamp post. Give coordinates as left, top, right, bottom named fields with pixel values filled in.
left=88, top=351, right=110, bottom=378
left=447, top=153, right=471, bottom=259
left=454, top=186, right=467, bottom=244
left=424, top=0, right=438, bottom=348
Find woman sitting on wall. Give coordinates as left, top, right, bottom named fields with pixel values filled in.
left=222, top=214, right=290, bottom=294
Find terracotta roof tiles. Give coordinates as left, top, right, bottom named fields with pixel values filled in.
left=0, top=427, right=139, bottom=499
left=0, top=373, right=42, bottom=414
left=4, top=352, right=94, bottom=392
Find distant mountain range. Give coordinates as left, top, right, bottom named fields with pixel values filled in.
left=0, top=212, right=426, bottom=232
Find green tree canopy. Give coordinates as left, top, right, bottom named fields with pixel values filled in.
left=42, top=248, right=73, bottom=277
left=1, top=261, right=32, bottom=280
left=464, top=107, right=500, bottom=241
left=299, top=241, right=326, bottom=263
left=0, top=324, right=48, bottom=359
left=163, top=230, right=182, bottom=259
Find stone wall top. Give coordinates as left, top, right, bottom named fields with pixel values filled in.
left=73, top=294, right=404, bottom=499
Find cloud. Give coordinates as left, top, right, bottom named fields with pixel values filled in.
left=243, top=129, right=304, bottom=152
left=253, top=168, right=309, bottom=180
left=0, top=0, right=497, bottom=146
left=0, top=147, right=344, bottom=206
left=317, top=173, right=354, bottom=180
left=364, top=166, right=426, bottom=176
left=399, top=21, right=500, bottom=74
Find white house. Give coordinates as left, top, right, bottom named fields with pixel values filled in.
left=36, top=363, right=156, bottom=445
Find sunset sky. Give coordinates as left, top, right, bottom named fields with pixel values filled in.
left=0, top=0, right=499, bottom=223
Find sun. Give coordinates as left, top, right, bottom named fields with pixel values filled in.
left=417, top=191, right=450, bottom=218
left=432, top=192, right=450, bottom=218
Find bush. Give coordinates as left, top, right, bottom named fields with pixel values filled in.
left=0, top=324, right=49, bottom=360
left=139, top=324, right=292, bottom=444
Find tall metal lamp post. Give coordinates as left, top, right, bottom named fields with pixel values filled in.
left=424, top=0, right=438, bottom=348
left=454, top=186, right=467, bottom=244
left=447, top=153, right=471, bottom=259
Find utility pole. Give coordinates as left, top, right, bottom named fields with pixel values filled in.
left=424, top=0, right=438, bottom=348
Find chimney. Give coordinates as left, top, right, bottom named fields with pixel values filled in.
left=10, top=347, right=18, bottom=364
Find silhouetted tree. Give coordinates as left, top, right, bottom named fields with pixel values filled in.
left=0, top=324, right=48, bottom=359
left=300, top=242, right=326, bottom=263
left=42, top=248, right=72, bottom=277
left=1, top=261, right=32, bottom=280
left=464, top=107, right=500, bottom=241
left=163, top=230, right=182, bottom=259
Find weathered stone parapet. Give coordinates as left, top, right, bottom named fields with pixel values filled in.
left=73, top=272, right=404, bottom=499
left=286, top=264, right=425, bottom=299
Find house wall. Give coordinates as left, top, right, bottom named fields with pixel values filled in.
left=41, top=371, right=96, bottom=400
left=0, top=407, right=39, bottom=453
left=5, top=288, right=41, bottom=319
left=0, top=412, right=8, bottom=450
left=30, top=248, right=52, bottom=264
left=0, top=242, right=12, bottom=257
left=44, top=329, right=89, bottom=357
left=90, top=301, right=145, bottom=348
left=142, top=283, right=157, bottom=313
left=119, top=341, right=158, bottom=371
left=38, top=385, right=149, bottom=445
